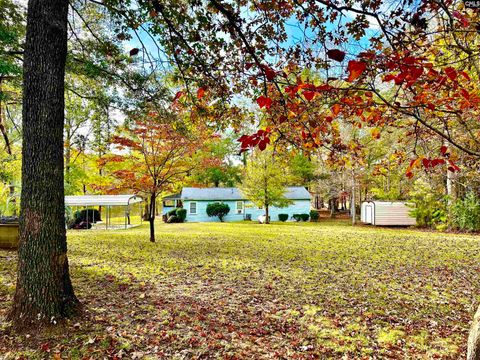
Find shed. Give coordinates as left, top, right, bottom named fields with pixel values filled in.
left=65, top=195, right=144, bottom=229
left=361, top=201, right=416, bottom=226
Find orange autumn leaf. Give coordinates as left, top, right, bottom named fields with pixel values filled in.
left=331, top=103, right=341, bottom=116
left=347, top=60, right=367, bottom=82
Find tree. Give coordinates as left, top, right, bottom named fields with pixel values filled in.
left=106, top=112, right=204, bottom=242
left=206, top=202, right=230, bottom=222
left=10, top=0, right=80, bottom=329
left=240, top=149, right=291, bottom=224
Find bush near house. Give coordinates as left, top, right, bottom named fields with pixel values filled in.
left=206, top=203, right=230, bottom=222
left=176, top=208, right=187, bottom=222
left=293, top=213, right=310, bottom=222
left=165, top=208, right=186, bottom=223
left=278, top=214, right=288, bottom=222
left=310, top=210, right=319, bottom=222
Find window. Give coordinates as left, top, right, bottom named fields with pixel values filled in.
left=236, top=201, right=244, bottom=214
left=189, top=202, right=197, bottom=214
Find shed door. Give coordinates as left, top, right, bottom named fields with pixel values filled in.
left=365, top=205, right=373, bottom=224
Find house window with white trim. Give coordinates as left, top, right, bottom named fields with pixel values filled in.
left=236, top=201, right=244, bottom=214
left=189, top=202, right=197, bottom=214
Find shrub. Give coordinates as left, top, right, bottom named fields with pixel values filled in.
left=167, top=208, right=178, bottom=217
left=74, top=209, right=101, bottom=223
left=451, top=192, right=480, bottom=232
left=300, top=213, right=310, bottom=221
left=176, top=208, right=187, bottom=222
left=166, top=215, right=181, bottom=223
left=278, top=214, right=288, bottom=222
left=310, top=210, right=319, bottom=222
left=409, top=183, right=447, bottom=228
left=292, top=214, right=301, bottom=222
left=206, top=203, right=230, bottom=222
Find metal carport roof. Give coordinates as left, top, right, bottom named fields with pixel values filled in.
left=65, top=195, right=143, bottom=207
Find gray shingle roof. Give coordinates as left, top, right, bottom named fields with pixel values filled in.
left=180, top=187, right=311, bottom=201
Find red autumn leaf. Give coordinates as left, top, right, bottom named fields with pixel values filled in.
left=327, top=49, right=346, bottom=62
left=347, top=60, right=367, bottom=82
left=149, top=9, right=158, bottom=18
left=257, top=95, right=273, bottom=109
left=245, top=62, right=254, bottom=70
left=303, top=90, right=316, bottom=101
left=453, top=11, right=470, bottom=27
left=445, top=67, right=457, bottom=81
left=197, top=87, right=206, bottom=99
left=431, top=158, right=445, bottom=167
left=460, top=71, right=471, bottom=81
left=448, top=160, right=460, bottom=172
left=383, top=74, right=396, bottom=82
left=440, top=145, right=448, bottom=155
left=129, top=48, right=140, bottom=56
left=406, top=171, right=414, bottom=179
left=422, top=158, right=431, bottom=169
left=172, top=91, right=184, bottom=103
left=263, top=66, right=276, bottom=81
left=331, top=103, right=341, bottom=116
left=258, top=139, right=268, bottom=150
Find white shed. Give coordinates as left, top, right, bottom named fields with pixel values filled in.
left=361, top=201, right=416, bottom=226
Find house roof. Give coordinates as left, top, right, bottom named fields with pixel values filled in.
left=162, top=193, right=181, bottom=200
left=180, top=187, right=311, bottom=201
left=65, top=195, right=143, bottom=206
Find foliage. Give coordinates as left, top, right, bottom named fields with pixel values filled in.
left=409, top=182, right=447, bottom=229
left=102, top=112, right=207, bottom=241
left=206, top=202, right=230, bottom=222
left=451, top=192, right=480, bottom=232
left=176, top=208, right=187, bottom=222
left=240, top=149, right=292, bottom=223
left=310, top=210, right=319, bottom=221
left=292, top=214, right=309, bottom=222
left=1, top=221, right=478, bottom=357
left=278, top=213, right=288, bottom=222
left=74, top=209, right=102, bottom=223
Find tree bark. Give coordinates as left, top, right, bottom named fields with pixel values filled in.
left=10, top=0, right=79, bottom=329
left=265, top=204, right=269, bottom=224
left=149, top=193, right=156, bottom=242
left=468, top=305, right=480, bottom=360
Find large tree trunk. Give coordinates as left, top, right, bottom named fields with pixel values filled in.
left=10, top=0, right=79, bottom=329
left=468, top=305, right=480, bottom=360
left=265, top=204, right=269, bottom=224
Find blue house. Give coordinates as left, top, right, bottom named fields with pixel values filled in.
left=162, top=187, right=311, bottom=222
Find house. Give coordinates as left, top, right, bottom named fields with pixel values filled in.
left=162, top=187, right=311, bottom=222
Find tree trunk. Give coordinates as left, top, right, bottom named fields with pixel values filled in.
left=10, top=0, right=79, bottom=329
left=351, top=170, right=356, bottom=226
left=468, top=305, right=480, bottom=360
left=149, top=193, right=156, bottom=242
left=265, top=204, right=269, bottom=224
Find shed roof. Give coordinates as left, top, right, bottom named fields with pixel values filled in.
left=180, top=187, right=311, bottom=201
left=65, top=195, right=143, bottom=206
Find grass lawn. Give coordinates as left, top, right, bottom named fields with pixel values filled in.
left=1, top=220, right=480, bottom=358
